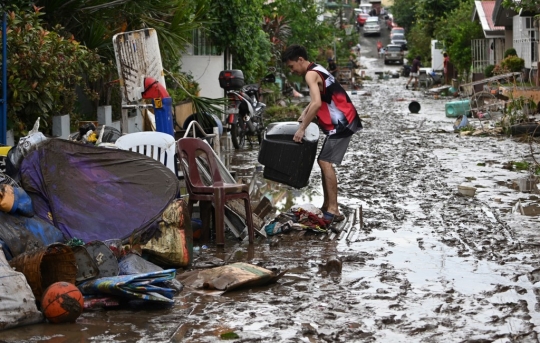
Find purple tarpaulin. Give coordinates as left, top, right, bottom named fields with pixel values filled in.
left=20, top=139, right=179, bottom=243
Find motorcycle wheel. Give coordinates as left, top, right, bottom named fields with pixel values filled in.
left=230, top=121, right=246, bottom=149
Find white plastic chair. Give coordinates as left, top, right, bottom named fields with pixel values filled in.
left=115, top=132, right=177, bottom=174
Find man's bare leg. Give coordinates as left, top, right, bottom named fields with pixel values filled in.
left=321, top=172, right=328, bottom=212
left=318, top=159, right=340, bottom=215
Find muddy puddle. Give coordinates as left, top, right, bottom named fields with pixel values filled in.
left=4, top=43, right=540, bottom=343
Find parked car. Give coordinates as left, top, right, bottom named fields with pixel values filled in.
left=365, top=16, right=379, bottom=25
left=356, top=13, right=370, bottom=26
left=384, top=44, right=404, bottom=65
left=390, top=27, right=405, bottom=39
left=390, top=33, right=408, bottom=50
left=363, top=19, right=381, bottom=37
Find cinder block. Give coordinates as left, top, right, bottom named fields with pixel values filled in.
left=6, top=130, right=14, bottom=146
left=97, top=106, right=112, bottom=126
left=52, top=115, right=70, bottom=139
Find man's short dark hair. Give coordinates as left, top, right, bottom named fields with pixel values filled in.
left=282, top=44, right=308, bottom=63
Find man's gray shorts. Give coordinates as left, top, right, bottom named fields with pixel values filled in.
left=318, top=135, right=353, bottom=165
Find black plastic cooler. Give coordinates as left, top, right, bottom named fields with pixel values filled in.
left=258, top=122, right=319, bottom=189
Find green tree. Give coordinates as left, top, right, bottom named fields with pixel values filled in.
left=414, top=0, right=461, bottom=36
left=391, top=0, right=416, bottom=32
left=502, top=0, right=540, bottom=14
left=262, top=0, right=333, bottom=65
left=434, top=0, right=483, bottom=76
left=404, top=25, right=432, bottom=65
left=206, top=0, right=272, bottom=82
left=15, top=0, right=210, bottom=68
left=3, top=7, right=105, bottom=137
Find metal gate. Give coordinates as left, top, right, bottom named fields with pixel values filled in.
left=472, top=38, right=505, bottom=73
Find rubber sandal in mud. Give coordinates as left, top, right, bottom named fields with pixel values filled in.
left=323, top=211, right=345, bottom=223
left=333, top=213, right=345, bottom=223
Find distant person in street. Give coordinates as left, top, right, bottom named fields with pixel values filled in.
left=282, top=44, right=362, bottom=224
left=406, top=55, right=422, bottom=90
left=327, top=58, right=338, bottom=78
left=376, top=40, right=382, bottom=53
left=379, top=47, right=386, bottom=59
left=347, top=54, right=360, bottom=70
left=443, top=52, right=450, bottom=84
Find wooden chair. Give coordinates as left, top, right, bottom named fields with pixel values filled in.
left=176, top=137, right=254, bottom=246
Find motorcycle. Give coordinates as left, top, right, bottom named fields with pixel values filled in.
left=224, top=73, right=276, bottom=149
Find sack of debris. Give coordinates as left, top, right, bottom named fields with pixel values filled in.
left=0, top=248, right=44, bottom=330
left=141, top=198, right=193, bottom=268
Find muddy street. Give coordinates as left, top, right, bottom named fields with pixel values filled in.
left=4, top=51, right=540, bottom=342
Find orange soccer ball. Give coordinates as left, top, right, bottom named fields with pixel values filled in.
left=41, top=282, right=84, bottom=324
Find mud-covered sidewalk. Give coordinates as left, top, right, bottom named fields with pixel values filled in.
left=4, top=57, right=540, bottom=342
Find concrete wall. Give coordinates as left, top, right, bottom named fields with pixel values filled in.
left=505, top=30, right=513, bottom=52
left=181, top=54, right=225, bottom=99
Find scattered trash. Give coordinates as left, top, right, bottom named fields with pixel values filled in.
left=457, top=185, right=476, bottom=197
left=177, top=262, right=287, bottom=293
left=119, top=253, right=163, bottom=275
left=83, top=296, right=121, bottom=310
left=322, top=255, right=342, bottom=274
left=41, top=281, right=84, bottom=324
left=0, top=212, right=65, bottom=260
left=77, top=269, right=178, bottom=303
left=408, top=101, right=421, bottom=114
left=445, top=99, right=470, bottom=118
left=72, top=246, right=100, bottom=283
left=20, top=139, right=179, bottom=243
left=85, top=241, right=120, bottom=278
left=141, top=198, right=193, bottom=268
left=0, top=249, right=43, bottom=331
left=8, top=243, right=78, bottom=300
left=517, top=176, right=538, bottom=193
left=453, top=115, right=469, bottom=131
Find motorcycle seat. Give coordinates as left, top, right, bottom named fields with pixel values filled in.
left=244, top=84, right=260, bottom=93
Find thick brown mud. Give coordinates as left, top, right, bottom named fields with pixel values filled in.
left=3, top=36, right=540, bottom=343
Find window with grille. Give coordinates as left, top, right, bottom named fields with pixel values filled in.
left=192, top=29, right=219, bottom=56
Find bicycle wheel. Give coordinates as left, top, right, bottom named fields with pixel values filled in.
left=470, top=91, right=500, bottom=118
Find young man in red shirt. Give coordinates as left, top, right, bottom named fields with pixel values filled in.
left=282, top=44, right=362, bottom=223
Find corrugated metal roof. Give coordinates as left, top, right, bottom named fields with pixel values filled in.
left=481, top=1, right=505, bottom=30
left=473, top=1, right=505, bottom=38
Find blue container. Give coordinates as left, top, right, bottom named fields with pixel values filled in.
left=153, top=97, right=175, bottom=136
left=445, top=99, right=470, bottom=118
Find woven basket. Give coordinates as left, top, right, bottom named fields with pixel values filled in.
left=9, top=243, right=77, bottom=300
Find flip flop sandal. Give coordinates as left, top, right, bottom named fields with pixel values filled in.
left=323, top=211, right=346, bottom=223
left=333, top=213, right=345, bottom=223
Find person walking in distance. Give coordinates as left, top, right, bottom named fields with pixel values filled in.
left=327, top=57, right=338, bottom=78
left=443, top=52, right=450, bottom=84
left=406, top=55, right=421, bottom=90
left=282, top=44, right=363, bottom=223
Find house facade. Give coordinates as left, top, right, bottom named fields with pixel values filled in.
left=483, top=0, right=539, bottom=82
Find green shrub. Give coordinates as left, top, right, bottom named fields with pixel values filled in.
left=504, top=48, right=517, bottom=58
left=264, top=105, right=302, bottom=125
left=484, top=65, right=495, bottom=77
left=501, top=55, right=525, bottom=72
left=6, top=7, right=105, bottom=138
